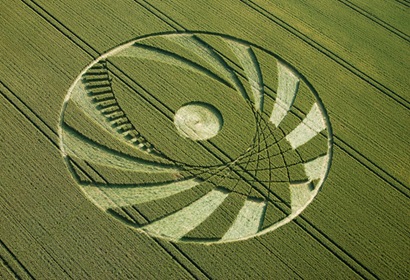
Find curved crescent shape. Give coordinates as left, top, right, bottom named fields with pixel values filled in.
left=60, top=33, right=332, bottom=244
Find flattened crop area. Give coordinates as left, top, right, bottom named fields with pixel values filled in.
left=1, top=0, right=409, bottom=279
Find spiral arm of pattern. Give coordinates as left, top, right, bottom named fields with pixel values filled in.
left=60, top=33, right=332, bottom=243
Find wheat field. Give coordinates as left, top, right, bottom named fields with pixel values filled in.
left=1, top=0, right=409, bottom=279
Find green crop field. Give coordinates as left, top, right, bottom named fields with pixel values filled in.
left=1, top=0, right=409, bottom=279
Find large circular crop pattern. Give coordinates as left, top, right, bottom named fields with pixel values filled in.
left=59, top=32, right=333, bottom=243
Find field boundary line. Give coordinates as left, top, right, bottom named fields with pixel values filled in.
left=0, top=198, right=87, bottom=279
left=0, top=240, right=34, bottom=280
left=336, top=0, right=410, bottom=42
left=292, top=218, right=377, bottom=279
left=332, top=138, right=410, bottom=196
left=133, top=0, right=185, bottom=31
left=160, top=241, right=211, bottom=280
left=240, top=0, right=410, bottom=109
left=395, top=0, right=410, bottom=8
left=14, top=0, right=401, bottom=278
left=0, top=257, right=19, bottom=280
left=20, top=0, right=99, bottom=57
left=255, top=240, right=304, bottom=279
left=0, top=82, right=59, bottom=148
left=1, top=86, right=99, bottom=279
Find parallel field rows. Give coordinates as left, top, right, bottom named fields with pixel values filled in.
left=0, top=0, right=408, bottom=279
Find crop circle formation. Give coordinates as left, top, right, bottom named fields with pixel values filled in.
left=59, top=32, right=333, bottom=243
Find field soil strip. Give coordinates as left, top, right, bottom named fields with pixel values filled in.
left=346, top=0, right=410, bottom=35
left=242, top=0, right=410, bottom=106
left=336, top=0, right=410, bottom=41
left=0, top=240, right=34, bottom=280
left=0, top=82, right=59, bottom=148
left=0, top=261, right=17, bottom=280
left=396, top=0, right=410, bottom=8
left=1, top=0, right=408, bottom=278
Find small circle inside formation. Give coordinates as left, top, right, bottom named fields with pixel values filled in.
left=173, top=102, right=223, bottom=141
